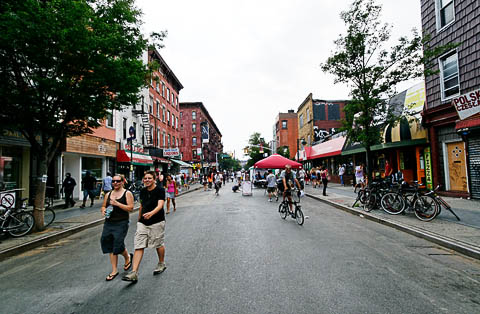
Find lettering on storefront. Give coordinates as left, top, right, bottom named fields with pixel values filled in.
left=163, top=148, right=180, bottom=157
left=125, top=144, right=144, bottom=154
left=452, top=89, right=480, bottom=120
left=424, top=147, right=433, bottom=189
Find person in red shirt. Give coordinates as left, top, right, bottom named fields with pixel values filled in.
left=385, top=160, right=393, bottom=183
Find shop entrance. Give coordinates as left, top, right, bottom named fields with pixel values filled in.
left=446, top=141, right=468, bottom=191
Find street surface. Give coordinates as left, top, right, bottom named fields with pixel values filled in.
left=1, top=182, right=479, bottom=314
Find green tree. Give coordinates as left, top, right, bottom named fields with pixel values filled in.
left=245, top=132, right=267, bottom=169
left=276, top=146, right=290, bottom=159
left=218, top=154, right=241, bottom=172
left=0, top=0, right=153, bottom=229
left=321, top=0, right=435, bottom=182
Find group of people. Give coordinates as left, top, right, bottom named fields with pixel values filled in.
left=100, top=170, right=168, bottom=283
left=201, top=171, right=224, bottom=195
left=306, top=167, right=331, bottom=196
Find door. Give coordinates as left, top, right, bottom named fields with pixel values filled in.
left=446, top=142, right=468, bottom=191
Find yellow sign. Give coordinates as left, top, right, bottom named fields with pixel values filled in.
left=404, top=82, right=425, bottom=118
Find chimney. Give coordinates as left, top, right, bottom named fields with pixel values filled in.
left=288, top=109, right=294, bottom=113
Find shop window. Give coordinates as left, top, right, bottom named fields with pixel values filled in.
left=0, top=146, right=22, bottom=189
left=81, top=157, right=102, bottom=183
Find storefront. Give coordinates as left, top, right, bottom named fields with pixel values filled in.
left=0, top=131, right=31, bottom=198
left=116, top=149, right=154, bottom=183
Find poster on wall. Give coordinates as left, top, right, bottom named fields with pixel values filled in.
left=424, top=147, right=433, bottom=189
left=201, top=122, right=209, bottom=144
left=452, top=89, right=480, bottom=120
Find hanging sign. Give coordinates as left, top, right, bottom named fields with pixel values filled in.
left=424, top=147, right=433, bottom=189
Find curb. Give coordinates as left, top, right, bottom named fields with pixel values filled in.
left=307, top=194, right=480, bottom=260
left=0, top=186, right=203, bottom=262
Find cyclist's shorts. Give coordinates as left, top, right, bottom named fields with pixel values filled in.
left=283, top=189, right=292, bottom=197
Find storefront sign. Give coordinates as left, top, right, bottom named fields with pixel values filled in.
left=163, top=148, right=180, bottom=157
left=452, top=89, right=480, bottom=120
left=424, top=147, right=433, bottom=190
left=125, top=143, right=144, bottom=154
left=404, top=82, right=425, bottom=118
left=201, top=122, right=209, bottom=144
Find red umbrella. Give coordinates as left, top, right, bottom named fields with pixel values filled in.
left=254, top=154, right=302, bottom=169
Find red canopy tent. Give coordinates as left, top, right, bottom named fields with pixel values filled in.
left=254, top=154, right=302, bottom=169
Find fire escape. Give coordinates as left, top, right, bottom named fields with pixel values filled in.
left=132, top=96, right=153, bottom=147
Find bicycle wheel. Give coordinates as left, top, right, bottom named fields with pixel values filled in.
left=295, top=206, right=304, bottom=226
left=44, top=207, right=56, bottom=228
left=7, top=211, right=35, bottom=237
left=357, top=189, right=367, bottom=205
left=381, top=192, right=405, bottom=215
left=363, top=192, right=376, bottom=212
left=278, top=203, right=288, bottom=219
left=413, top=195, right=438, bottom=222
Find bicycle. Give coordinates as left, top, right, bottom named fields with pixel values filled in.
left=278, top=189, right=304, bottom=225
left=0, top=198, right=35, bottom=237
left=424, top=185, right=460, bottom=221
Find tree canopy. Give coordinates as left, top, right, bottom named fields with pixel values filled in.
left=245, top=132, right=267, bottom=169
left=0, top=0, right=152, bottom=228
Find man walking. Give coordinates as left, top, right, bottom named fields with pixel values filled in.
left=102, top=171, right=113, bottom=196
left=266, top=169, right=277, bottom=202
left=61, top=173, right=76, bottom=209
left=339, top=164, right=346, bottom=186
left=80, top=171, right=97, bottom=208
left=123, top=170, right=166, bottom=283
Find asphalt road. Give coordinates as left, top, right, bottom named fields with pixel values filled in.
left=1, top=183, right=479, bottom=314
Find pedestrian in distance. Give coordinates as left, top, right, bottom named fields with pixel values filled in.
left=165, top=174, right=177, bottom=214
left=61, top=173, right=76, bottom=209
left=354, top=163, right=365, bottom=193
left=320, top=166, right=330, bottom=196
left=310, top=168, right=317, bottom=188
left=100, top=174, right=134, bottom=281
left=80, top=171, right=97, bottom=208
left=214, top=171, right=222, bottom=196
left=123, top=170, right=167, bottom=283
left=266, top=169, right=277, bottom=202
left=339, top=164, right=346, bottom=186
left=297, top=166, right=306, bottom=190
left=101, top=171, right=113, bottom=197
left=203, top=174, right=208, bottom=191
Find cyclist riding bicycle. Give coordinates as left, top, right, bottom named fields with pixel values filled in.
left=279, top=165, right=302, bottom=214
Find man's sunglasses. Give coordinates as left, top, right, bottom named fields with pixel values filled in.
left=112, top=180, right=123, bottom=183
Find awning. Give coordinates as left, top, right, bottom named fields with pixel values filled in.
left=307, top=136, right=346, bottom=160
left=117, top=150, right=153, bottom=166
left=455, top=117, right=480, bottom=131
left=170, top=159, right=193, bottom=168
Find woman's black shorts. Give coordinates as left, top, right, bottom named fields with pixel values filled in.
left=101, top=220, right=129, bottom=255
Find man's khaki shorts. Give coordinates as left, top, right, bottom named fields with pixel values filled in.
left=134, top=221, right=165, bottom=249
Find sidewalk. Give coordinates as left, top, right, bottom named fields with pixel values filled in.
left=305, top=182, right=480, bottom=260
left=0, top=184, right=203, bottom=261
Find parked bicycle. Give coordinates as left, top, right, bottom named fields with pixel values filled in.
left=424, top=185, right=460, bottom=221
left=278, top=189, right=304, bottom=225
left=0, top=198, right=35, bottom=237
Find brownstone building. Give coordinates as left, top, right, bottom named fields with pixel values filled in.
left=179, top=102, right=223, bottom=172
left=421, top=0, right=480, bottom=198
left=274, top=110, right=298, bottom=159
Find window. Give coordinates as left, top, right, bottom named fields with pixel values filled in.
left=192, top=111, right=196, bottom=120
left=192, top=136, right=197, bottom=146
left=173, top=136, right=176, bottom=147
left=172, top=114, right=175, bottom=128
left=162, top=82, right=166, bottom=97
left=439, top=51, right=460, bottom=99
left=149, top=96, right=153, bottom=114
left=122, top=118, right=127, bottom=139
left=156, top=100, right=160, bottom=118
left=157, top=128, right=160, bottom=147
left=168, top=134, right=171, bottom=147
left=299, top=114, right=304, bottom=128
left=193, top=149, right=197, bottom=158
left=176, top=138, right=179, bottom=147
left=167, top=110, right=170, bottom=125
left=192, top=123, right=196, bottom=132
left=132, top=122, right=137, bottom=139
left=180, top=112, right=183, bottom=119
left=282, top=120, right=287, bottom=129
left=436, top=0, right=455, bottom=29
left=306, top=109, right=310, bottom=122
left=106, top=111, right=113, bottom=128
left=176, top=117, right=178, bottom=129
left=181, top=138, right=184, bottom=146
left=155, top=78, right=159, bottom=93
left=167, top=88, right=170, bottom=102
left=328, top=103, right=340, bottom=120
left=163, top=132, right=166, bottom=147
left=181, top=124, right=184, bottom=131
left=162, top=105, right=166, bottom=122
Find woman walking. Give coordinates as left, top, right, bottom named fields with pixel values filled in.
left=165, top=174, right=177, bottom=214
left=100, top=174, right=134, bottom=281
left=310, top=168, right=317, bottom=188
left=320, top=166, right=329, bottom=196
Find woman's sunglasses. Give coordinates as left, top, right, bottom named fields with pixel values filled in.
left=112, top=180, right=123, bottom=183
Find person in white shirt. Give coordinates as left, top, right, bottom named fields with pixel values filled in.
left=266, top=169, right=278, bottom=202
left=339, top=165, right=346, bottom=186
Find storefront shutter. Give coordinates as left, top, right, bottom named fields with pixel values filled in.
left=468, top=134, right=480, bottom=199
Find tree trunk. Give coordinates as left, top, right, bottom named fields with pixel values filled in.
left=32, top=153, right=48, bottom=231
left=365, top=146, right=372, bottom=186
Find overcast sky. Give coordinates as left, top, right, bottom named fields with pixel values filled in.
left=136, top=0, right=423, bottom=160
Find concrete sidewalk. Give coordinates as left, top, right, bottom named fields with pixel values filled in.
left=0, top=184, right=203, bottom=261
left=305, top=182, right=480, bottom=260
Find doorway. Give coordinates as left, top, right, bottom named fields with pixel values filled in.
left=445, top=141, right=468, bottom=192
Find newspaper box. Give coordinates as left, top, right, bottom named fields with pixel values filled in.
left=241, top=181, right=252, bottom=196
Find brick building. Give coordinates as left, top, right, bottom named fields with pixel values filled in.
left=421, top=0, right=480, bottom=198
left=312, top=99, right=347, bottom=143
left=179, top=102, right=223, bottom=172
left=274, top=110, right=298, bottom=159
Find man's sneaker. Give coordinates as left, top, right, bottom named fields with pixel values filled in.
left=153, top=262, right=167, bottom=275
left=122, top=271, right=138, bottom=283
